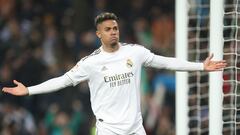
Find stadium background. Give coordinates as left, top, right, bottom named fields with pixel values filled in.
left=0, top=0, right=176, bottom=135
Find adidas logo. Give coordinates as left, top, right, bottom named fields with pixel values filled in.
left=101, top=66, right=108, bottom=71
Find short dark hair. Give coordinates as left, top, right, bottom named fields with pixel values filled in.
left=94, top=12, right=118, bottom=28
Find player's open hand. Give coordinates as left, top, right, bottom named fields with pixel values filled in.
left=203, top=53, right=227, bottom=71
left=2, top=80, right=28, bottom=96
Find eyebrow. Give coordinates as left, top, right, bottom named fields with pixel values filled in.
left=104, top=25, right=118, bottom=29
left=104, top=26, right=111, bottom=29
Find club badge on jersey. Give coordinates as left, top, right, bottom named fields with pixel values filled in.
left=126, top=59, right=133, bottom=68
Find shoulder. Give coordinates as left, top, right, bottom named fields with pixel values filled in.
left=81, top=48, right=101, bottom=62
left=121, top=43, right=150, bottom=54
left=121, top=42, right=146, bottom=50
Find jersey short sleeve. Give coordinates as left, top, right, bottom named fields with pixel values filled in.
left=65, top=59, right=89, bottom=86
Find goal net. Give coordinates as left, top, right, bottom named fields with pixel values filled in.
left=222, top=0, right=240, bottom=134
left=187, top=0, right=210, bottom=134
left=176, top=0, right=239, bottom=134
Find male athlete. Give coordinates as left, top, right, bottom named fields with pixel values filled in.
left=2, top=12, right=226, bottom=135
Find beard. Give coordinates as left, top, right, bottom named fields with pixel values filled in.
left=109, top=39, right=118, bottom=48
left=110, top=42, right=118, bottom=48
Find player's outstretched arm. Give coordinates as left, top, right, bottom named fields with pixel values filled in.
left=203, top=54, right=227, bottom=71
left=2, top=80, right=28, bottom=96
left=2, top=74, right=73, bottom=96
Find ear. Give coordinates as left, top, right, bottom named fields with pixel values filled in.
left=96, top=30, right=101, bottom=39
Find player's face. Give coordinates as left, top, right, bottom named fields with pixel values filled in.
left=96, top=20, right=119, bottom=47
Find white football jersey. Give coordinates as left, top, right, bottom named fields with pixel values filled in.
left=28, top=42, right=203, bottom=134
left=66, top=43, right=154, bottom=134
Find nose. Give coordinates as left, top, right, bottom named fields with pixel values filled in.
left=111, top=29, right=117, bottom=35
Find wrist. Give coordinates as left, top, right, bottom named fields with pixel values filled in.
left=26, top=87, right=30, bottom=95
left=203, top=63, right=206, bottom=71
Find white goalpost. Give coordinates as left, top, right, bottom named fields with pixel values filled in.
left=209, top=0, right=224, bottom=134
left=176, top=0, right=189, bottom=134
left=176, top=0, right=224, bottom=134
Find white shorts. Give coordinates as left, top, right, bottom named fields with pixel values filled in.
left=95, top=124, right=146, bottom=135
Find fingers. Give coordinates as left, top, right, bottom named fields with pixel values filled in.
left=211, top=60, right=226, bottom=63
left=206, top=54, right=227, bottom=66
left=2, top=80, right=22, bottom=95
left=216, top=60, right=226, bottom=63
left=211, top=62, right=227, bottom=70
left=207, top=67, right=224, bottom=72
left=213, top=62, right=227, bottom=68
left=209, top=60, right=227, bottom=68
left=2, top=87, right=14, bottom=94
left=205, top=58, right=227, bottom=71
left=217, top=62, right=227, bottom=66
left=216, top=65, right=226, bottom=69
left=2, top=80, right=21, bottom=92
left=207, top=53, right=214, bottom=60
left=13, top=80, right=20, bottom=85
left=1, top=80, right=27, bottom=96
left=2, top=86, right=26, bottom=96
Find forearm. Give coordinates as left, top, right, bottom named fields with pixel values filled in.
left=28, top=74, right=73, bottom=95
left=147, top=55, right=204, bottom=71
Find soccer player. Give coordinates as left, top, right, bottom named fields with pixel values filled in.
left=2, top=12, right=226, bottom=135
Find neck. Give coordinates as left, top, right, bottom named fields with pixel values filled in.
left=102, top=43, right=120, bottom=53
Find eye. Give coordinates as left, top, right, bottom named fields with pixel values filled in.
left=104, top=27, right=111, bottom=31
left=113, top=26, right=118, bottom=31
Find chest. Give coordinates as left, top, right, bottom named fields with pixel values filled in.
left=96, top=57, right=137, bottom=75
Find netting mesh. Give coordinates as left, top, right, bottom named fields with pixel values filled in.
left=187, top=0, right=210, bottom=134
left=223, top=0, right=240, bottom=134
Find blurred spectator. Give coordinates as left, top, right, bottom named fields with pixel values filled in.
left=150, top=10, right=175, bottom=56
left=0, top=103, right=36, bottom=135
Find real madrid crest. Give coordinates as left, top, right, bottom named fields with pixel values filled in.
left=126, top=59, right=133, bottom=68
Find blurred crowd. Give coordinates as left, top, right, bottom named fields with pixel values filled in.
left=0, top=0, right=175, bottom=135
